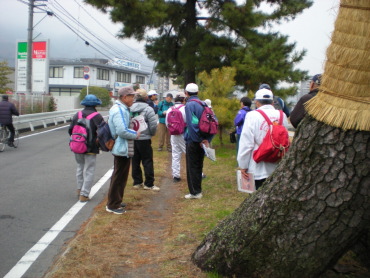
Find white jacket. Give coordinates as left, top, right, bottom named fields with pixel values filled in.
left=237, top=105, right=289, bottom=180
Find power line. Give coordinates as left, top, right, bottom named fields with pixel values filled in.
left=49, top=0, right=128, bottom=59
left=16, top=0, right=155, bottom=72
left=72, top=0, right=146, bottom=59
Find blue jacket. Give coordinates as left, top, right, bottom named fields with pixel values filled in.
left=109, top=100, right=137, bottom=157
left=234, top=106, right=252, bottom=135
left=184, top=95, right=213, bottom=143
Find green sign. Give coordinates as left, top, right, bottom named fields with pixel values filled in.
left=17, top=42, right=28, bottom=59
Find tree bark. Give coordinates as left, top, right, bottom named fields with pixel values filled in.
left=192, top=116, right=370, bottom=277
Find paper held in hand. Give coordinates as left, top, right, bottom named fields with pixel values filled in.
left=202, top=144, right=216, bottom=161
left=130, top=115, right=148, bottom=132
left=237, top=170, right=256, bottom=193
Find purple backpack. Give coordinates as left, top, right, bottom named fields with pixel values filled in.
left=69, top=111, right=99, bottom=154
left=167, top=105, right=186, bottom=135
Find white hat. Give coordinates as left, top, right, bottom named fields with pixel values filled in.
left=176, top=91, right=186, bottom=98
left=204, top=99, right=212, bottom=108
left=185, top=83, right=198, bottom=93
left=255, top=88, right=273, bottom=100
left=148, top=90, right=158, bottom=96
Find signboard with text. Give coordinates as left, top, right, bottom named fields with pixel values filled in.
left=15, top=40, right=49, bottom=94
left=112, top=58, right=141, bottom=70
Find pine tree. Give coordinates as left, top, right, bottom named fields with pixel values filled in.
left=85, top=0, right=312, bottom=88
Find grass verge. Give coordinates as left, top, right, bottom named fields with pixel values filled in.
left=45, top=135, right=246, bottom=278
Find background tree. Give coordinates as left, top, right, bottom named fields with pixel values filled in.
left=79, top=86, right=111, bottom=107
left=192, top=0, right=370, bottom=276
left=85, top=0, right=311, bottom=89
left=47, top=96, right=57, bottom=112
left=0, top=60, right=13, bottom=94
left=198, top=67, right=239, bottom=145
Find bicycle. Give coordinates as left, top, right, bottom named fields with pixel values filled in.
left=0, top=125, right=19, bottom=152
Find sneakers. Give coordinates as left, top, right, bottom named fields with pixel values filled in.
left=158, top=147, right=163, bottom=151
left=79, top=195, right=89, bottom=202
left=120, top=203, right=126, bottom=208
left=202, top=173, right=207, bottom=179
left=173, top=177, right=181, bottom=183
left=184, top=193, right=203, bottom=199
left=133, top=183, right=143, bottom=189
left=106, top=206, right=126, bottom=215
left=143, top=185, right=160, bottom=191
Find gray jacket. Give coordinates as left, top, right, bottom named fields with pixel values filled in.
left=130, top=100, right=157, bottom=140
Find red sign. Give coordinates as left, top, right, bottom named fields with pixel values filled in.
left=32, top=41, right=47, bottom=59
left=83, top=66, right=90, bottom=73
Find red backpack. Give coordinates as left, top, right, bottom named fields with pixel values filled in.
left=190, top=99, right=218, bottom=135
left=253, top=110, right=290, bottom=163
left=167, top=104, right=186, bottom=135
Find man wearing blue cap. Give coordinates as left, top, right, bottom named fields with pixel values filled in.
left=68, top=94, right=104, bottom=202
left=290, top=74, right=322, bottom=128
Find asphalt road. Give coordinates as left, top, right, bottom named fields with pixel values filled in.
left=0, top=124, right=114, bottom=277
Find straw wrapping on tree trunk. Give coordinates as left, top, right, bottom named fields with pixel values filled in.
left=305, top=0, right=370, bottom=131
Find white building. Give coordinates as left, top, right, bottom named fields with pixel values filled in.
left=48, top=58, right=150, bottom=97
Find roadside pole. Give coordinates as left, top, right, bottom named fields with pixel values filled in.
left=83, top=66, right=90, bottom=95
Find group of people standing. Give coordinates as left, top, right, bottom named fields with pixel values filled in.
left=235, top=74, right=322, bottom=190
left=69, top=82, right=213, bottom=215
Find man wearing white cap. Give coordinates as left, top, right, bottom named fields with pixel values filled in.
left=147, top=90, right=159, bottom=114
left=183, top=83, right=214, bottom=199
left=237, top=88, right=289, bottom=190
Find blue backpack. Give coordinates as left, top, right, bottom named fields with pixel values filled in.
left=96, top=121, right=115, bottom=152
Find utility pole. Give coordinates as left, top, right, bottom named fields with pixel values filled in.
left=26, top=0, right=35, bottom=95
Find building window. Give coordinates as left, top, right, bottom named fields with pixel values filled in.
left=136, top=75, right=145, bottom=84
left=49, top=67, right=63, bottom=78
left=74, top=67, right=84, bottom=78
left=97, top=68, right=109, bottom=80
left=116, top=72, right=131, bottom=83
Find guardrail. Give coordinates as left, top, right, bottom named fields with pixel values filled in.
left=13, top=110, right=79, bottom=132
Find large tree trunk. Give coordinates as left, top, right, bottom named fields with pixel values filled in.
left=192, top=116, right=370, bottom=277
left=183, top=0, right=197, bottom=84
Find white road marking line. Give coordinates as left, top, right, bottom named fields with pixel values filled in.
left=4, top=168, right=113, bottom=278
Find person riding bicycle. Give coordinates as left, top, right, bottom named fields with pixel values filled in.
left=0, top=95, right=19, bottom=147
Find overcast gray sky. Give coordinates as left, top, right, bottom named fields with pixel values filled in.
left=0, top=0, right=339, bottom=76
